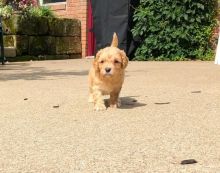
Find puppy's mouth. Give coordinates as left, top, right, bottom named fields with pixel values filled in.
left=104, top=73, right=113, bottom=77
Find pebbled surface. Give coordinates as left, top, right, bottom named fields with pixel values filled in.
left=0, top=60, right=220, bottom=173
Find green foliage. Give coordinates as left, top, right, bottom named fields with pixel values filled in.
left=7, top=0, right=38, bottom=11
left=24, top=6, right=55, bottom=18
left=0, top=4, right=13, bottom=18
left=132, top=0, right=218, bottom=61
left=0, top=0, right=54, bottom=18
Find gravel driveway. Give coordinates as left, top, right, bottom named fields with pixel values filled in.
left=0, top=59, right=220, bottom=173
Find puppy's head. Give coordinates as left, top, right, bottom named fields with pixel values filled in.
left=93, top=33, right=129, bottom=77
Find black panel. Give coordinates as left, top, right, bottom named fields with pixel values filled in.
left=91, top=0, right=140, bottom=58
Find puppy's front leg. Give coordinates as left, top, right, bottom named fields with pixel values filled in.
left=110, top=91, right=121, bottom=108
left=88, top=87, right=94, bottom=103
left=93, top=87, right=106, bottom=111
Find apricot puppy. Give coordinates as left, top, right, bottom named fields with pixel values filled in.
left=88, top=33, right=129, bottom=111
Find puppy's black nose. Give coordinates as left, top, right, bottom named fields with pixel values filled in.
left=105, top=67, right=111, bottom=73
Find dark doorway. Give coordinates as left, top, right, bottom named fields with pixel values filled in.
left=89, top=0, right=140, bottom=58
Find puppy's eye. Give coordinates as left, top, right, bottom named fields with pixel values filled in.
left=100, top=60, right=104, bottom=64
left=114, top=60, right=120, bottom=64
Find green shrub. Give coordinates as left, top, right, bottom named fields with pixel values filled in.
left=0, top=0, right=55, bottom=18
left=0, top=4, right=13, bottom=18
left=7, top=0, right=38, bottom=11
left=132, top=0, right=218, bottom=61
left=24, top=6, right=55, bottom=18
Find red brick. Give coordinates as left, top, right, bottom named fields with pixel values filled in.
left=52, top=0, right=88, bottom=57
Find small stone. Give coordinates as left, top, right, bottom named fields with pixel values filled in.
left=53, top=105, right=59, bottom=108
left=24, top=98, right=28, bottom=100
left=191, top=91, right=201, bottom=93
left=181, top=159, right=197, bottom=165
left=155, top=102, right=170, bottom=105
left=132, top=99, right=137, bottom=102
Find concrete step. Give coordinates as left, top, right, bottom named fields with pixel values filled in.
left=0, top=47, right=16, bottom=57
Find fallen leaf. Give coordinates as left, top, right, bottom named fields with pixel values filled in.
left=53, top=105, right=59, bottom=108
left=181, top=159, right=197, bottom=165
left=155, top=102, right=170, bottom=105
left=191, top=91, right=202, bottom=93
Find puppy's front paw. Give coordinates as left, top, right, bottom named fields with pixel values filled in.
left=110, top=104, right=117, bottom=108
left=117, top=98, right=121, bottom=107
left=94, top=103, right=106, bottom=111
left=88, top=94, right=94, bottom=103
left=110, top=99, right=121, bottom=108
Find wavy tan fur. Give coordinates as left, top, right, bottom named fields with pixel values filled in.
left=88, top=33, right=129, bottom=111
left=111, top=32, right=119, bottom=47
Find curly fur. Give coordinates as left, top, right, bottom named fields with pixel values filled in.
left=88, top=33, right=129, bottom=111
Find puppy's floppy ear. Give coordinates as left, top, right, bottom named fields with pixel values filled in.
left=120, top=50, right=129, bottom=69
left=111, top=32, right=118, bottom=47
left=93, top=49, right=103, bottom=71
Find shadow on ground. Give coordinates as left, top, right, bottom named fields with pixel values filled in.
left=104, top=96, right=146, bottom=109
left=0, top=62, right=88, bottom=81
left=120, top=96, right=147, bottom=109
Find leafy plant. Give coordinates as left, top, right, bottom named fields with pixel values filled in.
left=0, top=4, right=12, bottom=18
left=8, top=0, right=37, bottom=11
left=24, top=6, right=55, bottom=17
left=132, top=0, right=218, bottom=61
left=2, top=0, right=55, bottom=18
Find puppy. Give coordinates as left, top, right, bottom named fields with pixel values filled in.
left=88, top=33, right=129, bottom=111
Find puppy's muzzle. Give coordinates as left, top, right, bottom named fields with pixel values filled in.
left=105, top=67, right=111, bottom=73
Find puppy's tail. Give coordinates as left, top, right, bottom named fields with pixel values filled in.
left=111, top=32, right=118, bottom=47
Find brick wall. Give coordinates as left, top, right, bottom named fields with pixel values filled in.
left=46, top=0, right=88, bottom=58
